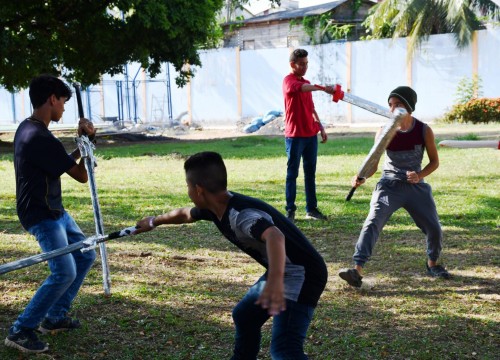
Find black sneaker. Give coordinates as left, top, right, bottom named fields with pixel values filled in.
left=4, top=326, right=48, bottom=353
left=305, top=208, right=327, bottom=220
left=38, top=317, right=81, bottom=334
left=426, top=264, right=451, bottom=279
left=286, top=210, right=295, bottom=222
left=339, top=268, right=363, bottom=288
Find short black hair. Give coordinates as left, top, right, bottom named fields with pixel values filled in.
left=184, top=152, right=227, bottom=193
left=29, top=74, right=72, bottom=109
left=290, top=49, right=308, bottom=63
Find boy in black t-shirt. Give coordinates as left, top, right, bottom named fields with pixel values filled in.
left=135, top=151, right=328, bottom=360
left=5, top=75, right=97, bottom=353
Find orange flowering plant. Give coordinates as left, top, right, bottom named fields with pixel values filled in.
left=441, top=98, right=500, bottom=124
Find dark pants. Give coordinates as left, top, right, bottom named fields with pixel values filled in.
left=231, top=277, right=315, bottom=360
left=354, top=179, right=443, bottom=267
left=285, top=136, right=318, bottom=213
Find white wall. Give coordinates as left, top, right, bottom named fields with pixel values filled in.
left=240, top=48, right=290, bottom=118
left=190, top=48, right=239, bottom=126
left=412, top=33, right=473, bottom=120
left=478, top=27, right=500, bottom=98
left=1, top=28, right=499, bottom=128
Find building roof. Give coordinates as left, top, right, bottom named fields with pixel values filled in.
left=236, top=0, right=349, bottom=24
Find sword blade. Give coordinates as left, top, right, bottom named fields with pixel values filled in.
left=0, top=226, right=137, bottom=275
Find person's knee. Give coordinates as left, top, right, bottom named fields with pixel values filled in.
left=232, top=302, right=247, bottom=326
left=74, top=249, right=96, bottom=271
left=302, top=162, right=316, bottom=175
left=83, top=250, right=97, bottom=266
left=232, top=301, right=265, bottom=331
left=286, top=168, right=299, bottom=179
left=52, top=264, right=77, bottom=285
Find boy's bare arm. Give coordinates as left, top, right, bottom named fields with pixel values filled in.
left=255, top=226, right=286, bottom=316
left=134, top=207, right=195, bottom=234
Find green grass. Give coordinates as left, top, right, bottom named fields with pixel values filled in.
left=0, top=126, right=499, bottom=359
left=454, top=133, right=480, bottom=140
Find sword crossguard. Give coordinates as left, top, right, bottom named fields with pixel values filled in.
left=81, top=234, right=105, bottom=253
left=81, top=235, right=99, bottom=252
left=314, top=84, right=345, bottom=103
left=75, top=135, right=98, bottom=169
left=75, top=135, right=96, bottom=158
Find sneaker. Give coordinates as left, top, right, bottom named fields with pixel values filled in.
left=426, top=264, right=451, bottom=279
left=286, top=210, right=295, bottom=222
left=305, top=208, right=327, bottom=220
left=38, top=317, right=81, bottom=334
left=4, top=326, right=48, bottom=353
left=339, top=268, right=363, bottom=288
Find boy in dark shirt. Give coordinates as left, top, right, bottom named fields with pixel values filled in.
left=5, top=75, right=96, bottom=353
left=135, top=151, right=328, bottom=360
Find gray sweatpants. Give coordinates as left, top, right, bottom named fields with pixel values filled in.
left=353, top=179, right=442, bottom=267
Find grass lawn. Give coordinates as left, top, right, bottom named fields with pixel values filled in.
left=0, top=124, right=498, bottom=359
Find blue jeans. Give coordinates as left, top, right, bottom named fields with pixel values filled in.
left=13, top=212, right=96, bottom=331
left=231, top=277, right=315, bottom=360
left=285, top=136, right=318, bottom=213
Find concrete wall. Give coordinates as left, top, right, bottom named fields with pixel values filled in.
left=1, top=27, right=499, bottom=128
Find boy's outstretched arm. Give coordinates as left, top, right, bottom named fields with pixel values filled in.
left=134, top=207, right=196, bottom=234
left=255, top=226, right=286, bottom=316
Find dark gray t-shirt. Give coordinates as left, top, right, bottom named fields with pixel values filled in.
left=191, top=192, right=327, bottom=306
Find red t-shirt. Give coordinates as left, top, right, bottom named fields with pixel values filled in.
left=282, top=73, right=320, bottom=138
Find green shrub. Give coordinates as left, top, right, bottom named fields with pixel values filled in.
left=454, top=75, right=483, bottom=105
left=455, top=133, right=479, bottom=140
left=441, top=97, right=500, bottom=124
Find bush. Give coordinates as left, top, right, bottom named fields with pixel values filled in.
left=441, top=98, right=500, bottom=124
left=454, top=75, right=483, bottom=105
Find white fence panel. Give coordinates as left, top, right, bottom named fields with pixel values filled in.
left=1, top=28, right=499, bottom=128
left=240, top=47, right=289, bottom=119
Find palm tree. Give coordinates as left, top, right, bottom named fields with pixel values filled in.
left=363, top=0, right=500, bottom=59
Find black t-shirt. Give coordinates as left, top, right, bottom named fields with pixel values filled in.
left=191, top=192, right=328, bottom=306
left=14, top=118, right=76, bottom=230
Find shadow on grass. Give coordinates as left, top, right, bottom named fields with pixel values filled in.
left=314, top=296, right=498, bottom=359
left=0, top=281, right=240, bottom=359
left=1, top=199, right=498, bottom=360
left=1, top=266, right=497, bottom=359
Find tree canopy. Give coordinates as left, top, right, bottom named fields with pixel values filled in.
left=363, top=0, right=500, bottom=59
left=0, top=0, right=227, bottom=91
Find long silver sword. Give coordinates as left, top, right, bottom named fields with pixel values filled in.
left=0, top=226, right=138, bottom=275
left=74, top=83, right=112, bottom=295
left=314, top=84, right=405, bottom=200
left=314, top=84, right=392, bottom=119
left=345, top=108, right=406, bottom=200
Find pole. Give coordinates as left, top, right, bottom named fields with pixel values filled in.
left=74, top=83, right=112, bottom=295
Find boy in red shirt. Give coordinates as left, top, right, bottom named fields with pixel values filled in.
left=282, top=48, right=334, bottom=222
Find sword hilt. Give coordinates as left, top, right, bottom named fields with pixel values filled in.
left=314, top=84, right=345, bottom=102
